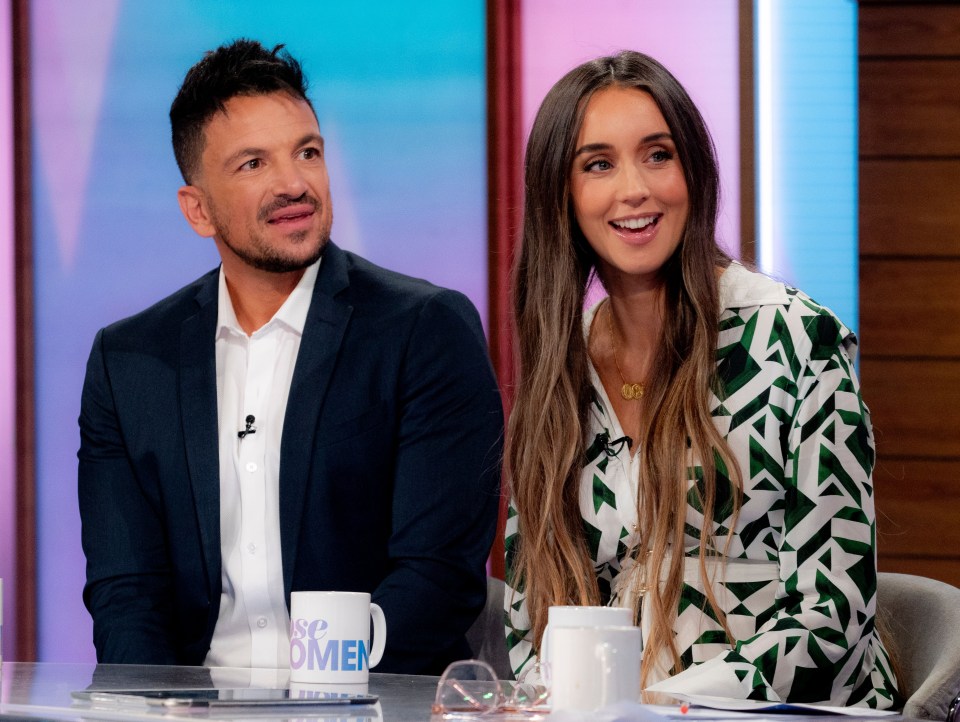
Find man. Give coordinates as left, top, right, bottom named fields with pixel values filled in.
left=77, top=39, right=503, bottom=674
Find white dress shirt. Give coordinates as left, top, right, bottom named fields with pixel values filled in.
left=204, top=259, right=320, bottom=669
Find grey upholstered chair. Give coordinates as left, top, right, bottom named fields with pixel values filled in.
left=466, top=575, right=513, bottom=680
left=878, top=572, right=960, bottom=720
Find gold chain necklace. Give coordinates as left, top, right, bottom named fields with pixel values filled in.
left=605, top=301, right=645, bottom=401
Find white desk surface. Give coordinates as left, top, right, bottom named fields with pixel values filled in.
left=0, top=661, right=916, bottom=722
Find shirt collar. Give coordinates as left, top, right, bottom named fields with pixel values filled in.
left=583, top=261, right=790, bottom=332
left=718, top=261, right=790, bottom=310
left=216, top=257, right=322, bottom=338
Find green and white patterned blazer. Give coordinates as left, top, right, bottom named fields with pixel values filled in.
left=504, top=263, right=899, bottom=708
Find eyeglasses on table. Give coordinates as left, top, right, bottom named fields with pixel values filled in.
left=432, top=659, right=550, bottom=719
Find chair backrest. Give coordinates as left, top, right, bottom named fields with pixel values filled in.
left=878, top=572, right=960, bottom=720
left=466, top=575, right=513, bottom=680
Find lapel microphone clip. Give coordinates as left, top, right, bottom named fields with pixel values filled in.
left=238, top=414, right=257, bottom=439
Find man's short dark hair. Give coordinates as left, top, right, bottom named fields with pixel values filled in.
left=170, top=39, right=314, bottom=183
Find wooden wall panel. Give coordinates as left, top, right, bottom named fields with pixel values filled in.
left=860, top=2, right=960, bottom=591
left=860, top=60, right=960, bottom=157
left=860, top=258, right=960, bottom=356
left=861, top=359, right=960, bottom=458
left=861, top=4, right=960, bottom=56
left=874, top=459, right=960, bottom=556
left=13, top=0, right=36, bottom=662
left=860, top=160, right=960, bottom=257
left=485, top=0, right=522, bottom=581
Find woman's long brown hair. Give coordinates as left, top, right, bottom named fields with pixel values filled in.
left=506, top=51, right=742, bottom=685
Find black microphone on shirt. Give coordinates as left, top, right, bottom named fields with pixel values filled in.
left=597, top=431, right=632, bottom=456
left=237, top=414, right=257, bottom=439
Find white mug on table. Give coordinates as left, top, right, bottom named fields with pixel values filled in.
left=541, top=605, right=633, bottom=673
left=289, top=591, right=386, bottom=685
left=548, top=625, right=642, bottom=711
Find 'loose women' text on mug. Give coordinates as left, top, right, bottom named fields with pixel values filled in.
left=289, top=591, right=386, bottom=685
left=290, top=618, right=371, bottom=672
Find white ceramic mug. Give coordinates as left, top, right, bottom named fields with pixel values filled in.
left=289, top=591, right=386, bottom=684
left=541, top=605, right=633, bottom=675
left=548, top=625, right=642, bottom=711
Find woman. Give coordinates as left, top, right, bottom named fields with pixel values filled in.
left=504, top=51, right=899, bottom=707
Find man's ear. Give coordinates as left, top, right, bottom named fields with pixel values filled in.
left=177, top=185, right=216, bottom=238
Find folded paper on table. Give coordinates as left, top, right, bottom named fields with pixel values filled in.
left=545, top=700, right=896, bottom=721
left=645, top=657, right=896, bottom=716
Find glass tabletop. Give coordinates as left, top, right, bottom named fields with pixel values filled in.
left=0, top=661, right=437, bottom=721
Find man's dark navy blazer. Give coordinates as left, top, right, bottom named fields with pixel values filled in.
left=78, top=242, right=504, bottom=673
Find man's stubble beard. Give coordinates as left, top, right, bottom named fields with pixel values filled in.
left=211, top=199, right=332, bottom=274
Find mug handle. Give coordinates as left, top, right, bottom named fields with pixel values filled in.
left=368, top=602, right=387, bottom=669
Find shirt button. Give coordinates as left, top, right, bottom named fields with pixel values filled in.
left=247, top=543, right=257, bottom=554
left=256, top=617, right=268, bottom=629
left=246, top=462, right=258, bottom=472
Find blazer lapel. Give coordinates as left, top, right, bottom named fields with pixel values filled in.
left=279, top=243, right=352, bottom=600
left=179, top=272, right=221, bottom=601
